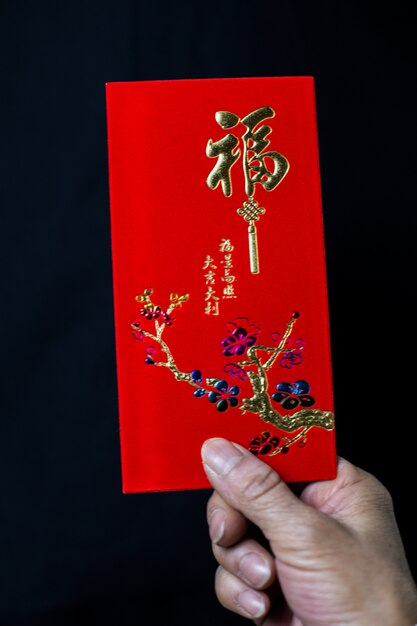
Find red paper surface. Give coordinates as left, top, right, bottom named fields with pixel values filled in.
left=106, top=77, right=336, bottom=493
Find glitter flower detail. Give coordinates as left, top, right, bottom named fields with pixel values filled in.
left=140, top=305, right=162, bottom=320
left=191, top=369, right=203, bottom=383
left=249, top=431, right=280, bottom=456
left=222, top=318, right=260, bottom=357
left=207, top=380, right=240, bottom=412
left=271, top=333, right=304, bottom=369
left=144, top=346, right=156, bottom=365
left=160, top=311, right=175, bottom=326
left=131, top=319, right=145, bottom=341
left=280, top=350, right=303, bottom=368
left=223, top=363, right=248, bottom=381
left=272, top=380, right=315, bottom=410
left=191, top=369, right=207, bottom=398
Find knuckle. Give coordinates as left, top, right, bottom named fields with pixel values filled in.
left=340, top=461, right=395, bottom=515
left=369, top=477, right=394, bottom=510
left=207, top=491, right=224, bottom=523
left=241, top=463, right=281, bottom=504
left=358, top=472, right=394, bottom=512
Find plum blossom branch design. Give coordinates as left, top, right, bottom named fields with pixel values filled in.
left=132, top=289, right=334, bottom=455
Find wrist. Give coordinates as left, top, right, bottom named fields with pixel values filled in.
left=369, top=575, right=417, bottom=626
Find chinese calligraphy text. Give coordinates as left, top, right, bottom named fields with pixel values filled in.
left=203, top=254, right=219, bottom=316
left=219, top=238, right=237, bottom=300
left=203, top=239, right=237, bottom=314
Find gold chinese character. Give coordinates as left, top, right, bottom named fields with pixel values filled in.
left=206, top=107, right=289, bottom=275
left=203, top=255, right=217, bottom=270
left=219, top=238, right=234, bottom=253
left=207, top=107, right=288, bottom=198
left=204, top=270, right=216, bottom=285
left=205, top=301, right=220, bottom=315
left=222, top=274, right=235, bottom=284
left=205, top=286, right=219, bottom=302
left=222, top=253, right=233, bottom=270
left=222, top=284, right=236, bottom=299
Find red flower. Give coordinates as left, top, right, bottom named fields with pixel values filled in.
left=131, top=319, right=145, bottom=341
left=249, top=431, right=280, bottom=455
left=140, top=305, right=162, bottom=320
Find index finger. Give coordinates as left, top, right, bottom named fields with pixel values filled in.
left=207, top=489, right=249, bottom=547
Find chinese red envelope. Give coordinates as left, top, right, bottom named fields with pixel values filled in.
left=106, top=77, right=336, bottom=493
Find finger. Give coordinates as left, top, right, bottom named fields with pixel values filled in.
left=299, top=456, right=409, bottom=569
left=207, top=489, right=249, bottom=547
left=301, top=457, right=396, bottom=537
left=212, top=537, right=276, bottom=590
left=215, top=565, right=271, bottom=621
left=201, top=438, right=312, bottom=551
left=260, top=605, right=304, bottom=626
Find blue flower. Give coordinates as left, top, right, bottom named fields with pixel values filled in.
left=207, top=380, right=240, bottom=412
left=272, top=380, right=315, bottom=410
left=191, top=369, right=203, bottom=383
left=192, top=370, right=206, bottom=398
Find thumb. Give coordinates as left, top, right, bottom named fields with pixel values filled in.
left=201, top=437, right=320, bottom=551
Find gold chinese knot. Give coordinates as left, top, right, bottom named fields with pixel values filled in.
left=206, top=107, right=289, bottom=274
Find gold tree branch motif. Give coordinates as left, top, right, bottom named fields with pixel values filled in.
left=132, top=289, right=335, bottom=456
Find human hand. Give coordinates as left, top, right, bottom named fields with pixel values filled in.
left=202, top=438, right=417, bottom=626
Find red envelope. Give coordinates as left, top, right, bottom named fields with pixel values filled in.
left=106, top=77, right=336, bottom=492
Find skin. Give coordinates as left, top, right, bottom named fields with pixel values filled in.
left=201, top=438, right=417, bottom=626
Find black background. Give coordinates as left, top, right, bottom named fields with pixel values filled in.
left=0, top=1, right=416, bottom=624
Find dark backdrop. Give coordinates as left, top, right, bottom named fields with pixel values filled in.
left=1, top=1, right=416, bottom=624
